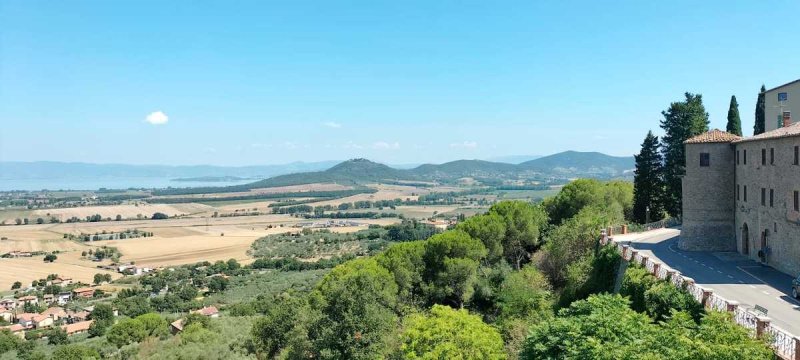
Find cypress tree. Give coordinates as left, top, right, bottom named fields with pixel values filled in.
left=726, top=95, right=742, bottom=136
left=632, top=131, right=665, bottom=224
left=659, top=92, right=709, bottom=217
left=754, top=84, right=766, bottom=135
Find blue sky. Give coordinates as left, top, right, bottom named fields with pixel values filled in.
left=1, top=1, right=798, bottom=166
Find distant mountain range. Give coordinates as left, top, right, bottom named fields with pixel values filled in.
left=0, top=161, right=340, bottom=181
left=0, top=151, right=634, bottom=191
left=244, top=151, right=634, bottom=189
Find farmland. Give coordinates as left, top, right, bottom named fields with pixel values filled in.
left=0, top=182, right=493, bottom=290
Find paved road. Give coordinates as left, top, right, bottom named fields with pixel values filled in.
left=614, top=228, right=800, bottom=335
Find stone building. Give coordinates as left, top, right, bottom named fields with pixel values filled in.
left=681, top=121, right=800, bottom=277
left=764, top=79, right=798, bottom=133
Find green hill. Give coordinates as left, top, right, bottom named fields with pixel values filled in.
left=519, top=151, right=633, bottom=176
left=245, top=158, right=412, bottom=187
left=411, top=160, right=519, bottom=180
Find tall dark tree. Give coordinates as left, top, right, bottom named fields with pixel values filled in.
left=659, top=93, right=709, bottom=217
left=754, top=84, right=766, bottom=135
left=726, top=95, right=742, bottom=136
left=632, top=131, right=665, bottom=224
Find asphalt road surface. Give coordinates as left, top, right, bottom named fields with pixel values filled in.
left=615, top=228, right=800, bottom=335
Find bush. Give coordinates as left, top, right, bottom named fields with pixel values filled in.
left=47, top=326, right=68, bottom=345
left=396, top=304, right=505, bottom=359
left=619, top=265, right=657, bottom=313
left=106, top=318, right=147, bottom=348
left=644, top=282, right=704, bottom=322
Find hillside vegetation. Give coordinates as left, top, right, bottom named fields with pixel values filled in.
left=154, top=151, right=635, bottom=195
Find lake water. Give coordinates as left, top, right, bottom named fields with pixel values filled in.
left=0, top=177, right=255, bottom=191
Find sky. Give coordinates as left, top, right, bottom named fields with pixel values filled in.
left=1, top=0, right=799, bottom=166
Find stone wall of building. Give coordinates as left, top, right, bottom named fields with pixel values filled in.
left=734, top=137, right=800, bottom=276
left=680, top=142, right=736, bottom=251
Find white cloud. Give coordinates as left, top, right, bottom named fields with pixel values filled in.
left=343, top=141, right=364, bottom=150
left=372, top=141, right=400, bottom=150
left=145, top=111, right=169, bottom=125
left=282, top=141, right=299, bottom=150
left=450, top=141, right=478, bottom=149
left=323, top=121, right=342, bottom=128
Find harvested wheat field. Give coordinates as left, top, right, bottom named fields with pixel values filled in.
left=88, top=222, right=385, bottom=268
left=32, top=203, right=212, bottom=221
left=0, top=255, right=119, bottom=290
left=0, top=224, right=83, bottom=253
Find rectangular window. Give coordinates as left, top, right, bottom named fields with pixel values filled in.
left=744, top=149, right=747, bottom=164
left=762, top=148, right=766, bottom=165
left=736, top=150, right=740, bottom=165
left=699, top=153, right=710, bottom=167
left=761, top=188, right=766, bottom=206
left=744, top=186, right=747, bottom=202
left=770, top=189, right=774, bottom=207
left=770, top=148, right=775, bottom=165
left=795, top=191, right=799, bottom=211
left=794, top=146, right=798, bottom=165
left=737, top=185, right=740, bottom=200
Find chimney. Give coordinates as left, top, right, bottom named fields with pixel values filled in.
left=783, top=112, right=792, bottom=128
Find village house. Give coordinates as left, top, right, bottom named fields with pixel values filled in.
left=193, top=306, right=219, bottom=318
left=0, top=306, right=13, bottom=322
left=62, top=320, right=93, bottom=336
left=0, top=298, right=15, bottom=309
left=17, top=295, right=38, bottom=306
left=16, top=313, right=53, bottom=329
left=2, top=324, right=26, bottom=338
left=65, top=310, right=90, bottom=323
left=56, top=292, right=71, bottom=306
left=72, top=287, right=94, bottom=299
left=170, top=319, right=184, bottom=334
left=41, top=306, right=67, bottom=321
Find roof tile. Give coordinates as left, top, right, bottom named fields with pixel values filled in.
left=684, top=129, right=742, bottom=144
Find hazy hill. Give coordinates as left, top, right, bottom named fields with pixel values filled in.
left=244, top=158, right=413, bottom=187
left=411, top=160, right=519, bottom=180
left=519, top=151, right=633, bottom=176
left=0, top=161, right=339, bottom=180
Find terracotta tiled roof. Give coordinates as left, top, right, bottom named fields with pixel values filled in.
left=17, top=295, right=37, bottom=301
left=194, top=306, right=219, bottom=316
left=734, top=122, right=800, bottom=143
left=16, top=313, right=39, bottom=322
left=41, top=307, right=66, bottom=317
left=684, top=129, right=742, bottom=144
left=3, top=324, right=25, bottom=332
left=62, top=320, right=93, bottom=334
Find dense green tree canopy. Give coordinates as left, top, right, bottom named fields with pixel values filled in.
left=398, top=304, right=506, bottom=360
left=106, top=318, right=147, bottom=348
left=457, top=213, right=507, bottom=264
left=421, top=230, right=487, bottom=308
left=754, top=84, right=766, bottom=135
left=660, top=92, right=709, bottom=217
left=488, top=201, right=547, bottom=269
left=632, top=131, right=665, bottom=224
left=726, top=95, right=742, bottom=136
left=310, top=258, right=399, bottom=359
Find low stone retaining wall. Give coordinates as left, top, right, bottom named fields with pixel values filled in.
left=603, top=228, right=799, bottom=360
